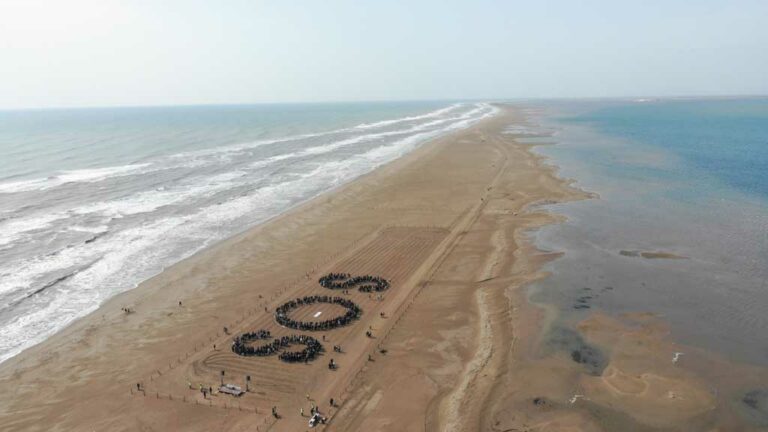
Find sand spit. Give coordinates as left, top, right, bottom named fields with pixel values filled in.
left=0, top=106, right=535, bottom=431
left=329, top=109, right=589, bottom=432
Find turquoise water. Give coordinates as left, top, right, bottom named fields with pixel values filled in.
left=0, top=101, right=497, bottom=364
left=522, top=98, right=768, bottom=366
left=572, top=98, right=768, bottom=201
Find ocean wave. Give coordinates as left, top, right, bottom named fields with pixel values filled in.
left=0, top=104, right=494, bottom=249
left=0, top=170, right=251, bottom=248
left=0, top=163, right=150, bottom=194
left=0, top=213, right=68, bottom=247
left=71, top=170, right=249, bottom=217
left=353, top=103, right=462, bottom=129
left=0, top=105, right=480, bottom=197
left=245, top=104, right=491, bottom=169
left=0, top=105, right=477, bottom=197
left=166, top=104, right=470, bottom=162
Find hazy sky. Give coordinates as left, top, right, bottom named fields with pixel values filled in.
left=1, top=0, right=767, bottom=109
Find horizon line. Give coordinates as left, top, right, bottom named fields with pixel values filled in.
left=2, top=93, right=767, bottom=112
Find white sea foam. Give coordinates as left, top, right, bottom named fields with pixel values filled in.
left=166, top=104, right=466, bottom=162
left=71, top=170, right=249, bottom=218
left=245, top=105, right=491, bottom=168
left=0, top=170, right=251, bottom=249
left=0, top=163, right=150, bottom=194
left=0, top=213, right=65, bottom=247
left=353, top=103, right=463, bottom=129
left=68, top=225, right=110, bottom=234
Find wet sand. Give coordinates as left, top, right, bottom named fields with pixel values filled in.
left=1, top=105, right=763, bottom=431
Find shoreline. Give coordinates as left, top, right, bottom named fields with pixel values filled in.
left=3, top=105, right=553, bottom=431
left=0, top=104, right=495, bottom=367
left=2, top=102, right=760, bottom=431
left=486, top=103, right=768, bottom=431
left=327, top=116, right=588, bottom=431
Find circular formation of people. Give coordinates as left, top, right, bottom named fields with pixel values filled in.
left=231, top=330, right=323, bottom=363
left=231, top=273, right=388, bottom=364
left=275, top=295, right=362, bottom=331
left=319, top=273, right=390, bottom=293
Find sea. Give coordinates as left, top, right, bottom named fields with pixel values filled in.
left=518, top=98, right=768, bottom=367
left=0, top=101, right=497, bottom=364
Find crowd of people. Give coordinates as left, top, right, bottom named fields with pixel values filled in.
left=318, top=273, right=390, bottom=293
left=227, top=271, right=390, bottom=370
left=275, top=295, right=362, bottom=331
left=231, top=329, right=274, bottom=356
left=277, top=335, right=323, bottom=363
left=231, top=330, right=323, bottom=363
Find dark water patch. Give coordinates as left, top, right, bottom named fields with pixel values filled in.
left=0, top=270, right=78, bottom=315
left=571, top=286, right=613, bottom=311
left=739, top=389, right=768, bottom=426
left=27, top=272, right=77, bottom=298
left=546, top=327, right=607, bottom=376
left=2, top=259, right=102, bottom=312
left=83, top=231, right=108, bottom=244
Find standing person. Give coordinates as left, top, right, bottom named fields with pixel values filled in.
left=330, top=398, right=334, bottom=407
left=300, top=407, right=304, bottom=417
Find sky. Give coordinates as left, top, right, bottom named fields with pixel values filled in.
left=1, top=0, right=767, bottom=109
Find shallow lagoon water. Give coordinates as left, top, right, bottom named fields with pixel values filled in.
left=522, top=99, right=768, bottom=366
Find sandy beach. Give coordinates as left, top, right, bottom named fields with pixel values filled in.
left=2, top=0, right=767, bottom=429
left=0, top=105, right=564, bottom=431
left=4, top=105, right=760, bottom=432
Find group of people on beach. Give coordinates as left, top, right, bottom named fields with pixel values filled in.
left=275, top=295, right=362, bottom=331
left=223, top=272, right=393, bottom=424
left=318, top=273, right=390, bottom=293
left=231, top=330, right=323, bottom=363
left=231, top=329, right=273, bottom=356
left=230, top=273, right=385, bottom=368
